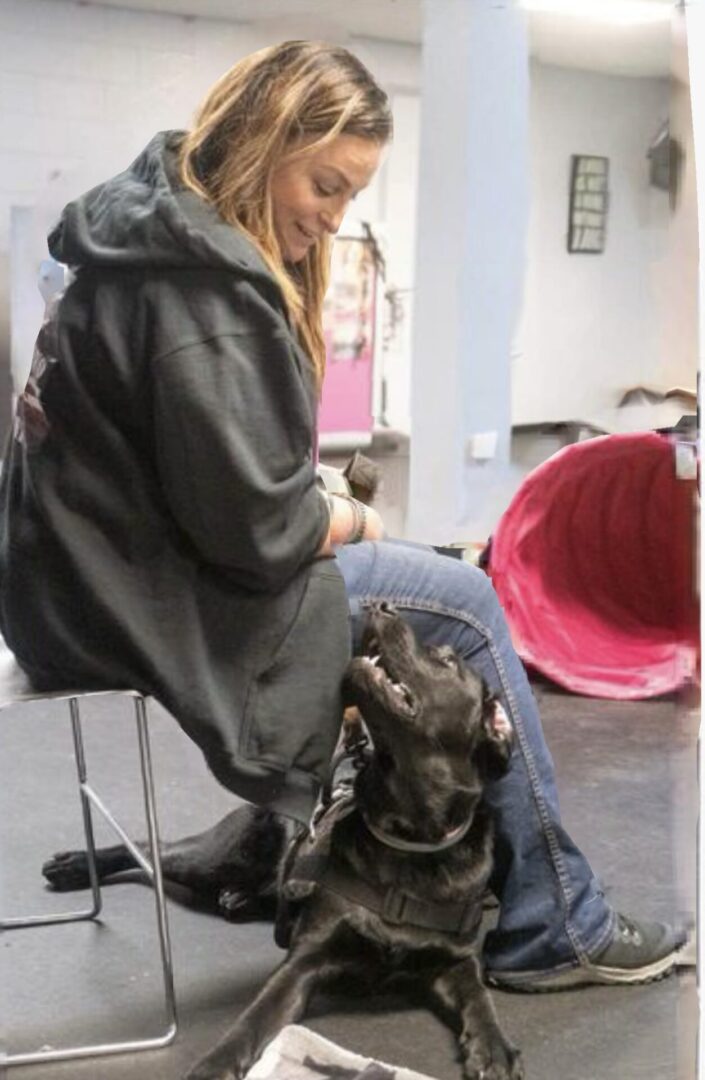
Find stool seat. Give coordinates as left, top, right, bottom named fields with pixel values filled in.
left=0, top=639, right=40, bottom=703
left=0, top=637, right=142, bottom=707
left=1, top=636, right=177, bottom=1068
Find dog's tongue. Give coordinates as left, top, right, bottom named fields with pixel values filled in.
left=492, top=702, right=512, bottom=739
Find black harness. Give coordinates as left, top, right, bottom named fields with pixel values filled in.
left=275, top=741, right=482, bottom=947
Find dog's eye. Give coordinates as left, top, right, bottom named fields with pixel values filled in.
left=433, top=647, right=459, bottom=670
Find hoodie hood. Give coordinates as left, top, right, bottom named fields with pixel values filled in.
left=49, top=131, right=272, bottom=282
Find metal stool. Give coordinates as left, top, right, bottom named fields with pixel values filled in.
left=0, top=640, right=177, bottom=1067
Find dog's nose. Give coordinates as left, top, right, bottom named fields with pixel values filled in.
left=378, top=601, right=398, bottom=618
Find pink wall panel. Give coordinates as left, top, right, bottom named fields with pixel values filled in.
left=318, top=237, right=378, bottom=436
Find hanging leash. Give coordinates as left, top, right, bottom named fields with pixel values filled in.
left=309, top=712, right=372, bottom=838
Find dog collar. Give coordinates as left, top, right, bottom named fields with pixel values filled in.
left=360, top=810, right=474, bottom=854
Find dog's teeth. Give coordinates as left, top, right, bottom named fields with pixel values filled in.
left=397, top=682, right=414, bottom=706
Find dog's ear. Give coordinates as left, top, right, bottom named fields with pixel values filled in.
left=475, top=694, right=514, bottom=781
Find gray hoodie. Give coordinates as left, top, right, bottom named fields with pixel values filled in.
left=0, top=131, right=350, bottom=822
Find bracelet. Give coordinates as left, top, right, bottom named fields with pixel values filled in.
left=349, top=499, right=367, bottom=544
left=329, top=493, right=368, bottom=545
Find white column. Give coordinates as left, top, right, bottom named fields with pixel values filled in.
left=407, top=0, right=529, bottom=543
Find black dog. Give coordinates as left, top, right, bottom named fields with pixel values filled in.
left=43, top=606, right=523, bottom=1080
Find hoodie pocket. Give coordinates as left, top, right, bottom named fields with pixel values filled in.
left=240, top=560, right=350, bottom=780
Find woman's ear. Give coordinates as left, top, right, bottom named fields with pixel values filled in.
left=475, top=696, right=514, bottom=781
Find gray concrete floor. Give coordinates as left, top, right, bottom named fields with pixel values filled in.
left=0, top=681, right=697, bottom=1080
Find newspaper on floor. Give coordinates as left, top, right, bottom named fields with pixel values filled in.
left=245, top=1023, right=439, bottom=1080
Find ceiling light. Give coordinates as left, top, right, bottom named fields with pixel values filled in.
left=520, top=0, right=673, bottom=25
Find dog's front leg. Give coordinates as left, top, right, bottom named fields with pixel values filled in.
left=429, top=956, right=524, bottom=1080
left=42, top=843, right=136, bottom=890
left=183, top=938, right=342, bottom=1080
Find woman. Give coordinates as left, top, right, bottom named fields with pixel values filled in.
left=0, top=41, right=683, bottom=991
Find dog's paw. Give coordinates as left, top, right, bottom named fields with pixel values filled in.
left=184, top=1032, right=259, bottom=1080
left=184, top=1068, right=242, bottom=1080
left=463, top=1039, right=524, bottom=1080
left=217, top=888, right=246, bottom=919
left=183, top=1066, right=242, bottom=1080
left=217, top=888, right=257, bottom=922
left=464, top=1061, right=523, bottom=1080
left=184, top=1052, right=249, bottom=1080
left=42, top=851, right=91, bottom=891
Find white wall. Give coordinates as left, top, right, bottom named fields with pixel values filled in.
left=653, top=73, right=699, bottom=396
left=359, top=56, right=687, bottom=439
left=0, top=1, right=255, bottom=406
left=352, top=55, right=688, bottom=441
left=0, top=1, right=697, bottom=451
left=514, top=64, right=678, bottom=430
left=0, top=0, right=417, bottom=393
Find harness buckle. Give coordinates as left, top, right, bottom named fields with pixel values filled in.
left=382, top=888, right=408, bottom=925
left=458, top=902, right=480, bottom=937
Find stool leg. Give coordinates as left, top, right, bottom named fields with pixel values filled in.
left=3, top=694, right=178, bottom=1066
left=69, top=696, right=103, bottom=919
left=134, top=695, right=178, bottom=1035
left=0, top=700, right=102, bottom=928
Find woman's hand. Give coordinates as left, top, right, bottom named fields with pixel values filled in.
left=316, top=493, right=385, bottom=557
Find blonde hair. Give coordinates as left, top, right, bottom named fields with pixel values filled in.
left=179, top=41, right=392, bottom=390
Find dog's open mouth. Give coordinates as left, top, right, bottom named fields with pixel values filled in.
left=356, top=647, right=417, bottom=716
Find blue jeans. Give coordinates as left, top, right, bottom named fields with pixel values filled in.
left=336, top=539, right=616, bottom=974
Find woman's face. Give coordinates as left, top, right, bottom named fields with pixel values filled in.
left=270, top=134, right=383, bottom=262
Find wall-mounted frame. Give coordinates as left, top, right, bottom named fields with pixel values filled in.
left=567, top=155, right=609, bottom=254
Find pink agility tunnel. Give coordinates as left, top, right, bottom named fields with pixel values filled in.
left=487, top=432, right=699, bottom=699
